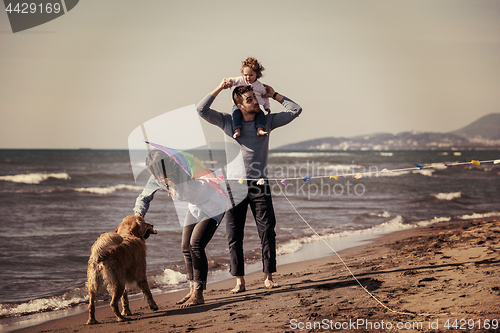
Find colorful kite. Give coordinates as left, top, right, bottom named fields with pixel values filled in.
left=145, top=141, right=227, bottom=197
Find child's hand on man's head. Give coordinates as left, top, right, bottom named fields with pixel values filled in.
left=262, top=83, right=275, bottom=98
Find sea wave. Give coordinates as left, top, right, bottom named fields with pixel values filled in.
left=375, top=169, right=434, bottom=178
left=0, top=289, right=86, bottom=318
left=376, top=170, right=410, bottom=177
left=416, top=216, right=452, bottom=227
left=276, top=210, right=500, bottom=257
left=269, top=152, right=352, bottom=158
left=368, top=211, right=391, bottom=218
left=0, top=173, right=70, bottom=184
left=429, top=163, right=448, bottom=170
left=0, top=268, right=189, bottom=319
left=151, top=268, right=188, bottom=287
left=268, top=163, right=365, bottom=179
left=459, top=212, right=500, bottom=220
left=413, top=169, right=434, bottom=177
left=414, top=211, right=500, bottom=226
left=277, top=216, right=413, bottom=255
left=74, top=184, right=144, bottom=195
left=431, top=192, right=462, bottom=201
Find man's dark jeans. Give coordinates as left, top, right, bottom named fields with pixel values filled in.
left=226, top=180, right=277, bottom=276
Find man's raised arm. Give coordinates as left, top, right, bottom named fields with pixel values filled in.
left=262, top=84, right=302, bottom=130
left=210, top=78, right=232, bottom=98
left=196, top=78, right=232, bottom=129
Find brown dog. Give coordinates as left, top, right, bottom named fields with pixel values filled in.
left=87, top=215, right=159, bottom=324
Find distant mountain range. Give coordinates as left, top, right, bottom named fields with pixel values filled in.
left=277, top=113, right=500, bottom=151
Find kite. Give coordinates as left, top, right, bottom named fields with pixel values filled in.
left=145, top=141, right=227, bottom=197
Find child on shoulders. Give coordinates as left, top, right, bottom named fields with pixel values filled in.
left=227, top=57, right=270, bottom=138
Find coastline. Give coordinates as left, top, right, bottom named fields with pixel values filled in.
left=8, top=217, right=500, bottom=332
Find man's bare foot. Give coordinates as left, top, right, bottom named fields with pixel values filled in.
left=264, top=279, right=280, bottom=289
left=264, top=273, right=279, bottom=289
left=230, top=276, right=246, bottom=294
left=233, top=130, right=241, bottom=139
left=175, top=290, right=193, bottom=305
left=257, top=128, right=268, bottom=137
left=180, top=294, right=204, bottom=308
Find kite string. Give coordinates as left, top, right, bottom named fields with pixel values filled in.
left=228, top=158, right=499, bottom=182
left=273, top=179, right=450, bottom=317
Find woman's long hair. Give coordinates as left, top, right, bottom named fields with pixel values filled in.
left=145, top=149, right=190, bottom=196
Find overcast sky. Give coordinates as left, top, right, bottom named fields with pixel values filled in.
left=1, top=0, right=499, bottom=149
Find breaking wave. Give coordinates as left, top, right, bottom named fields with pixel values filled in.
left=269, top=152, right=352, bottom=158
left=74, top=184, right=144, bottom=195
left=0, top=268, right=189, bottom=320
left=368, top=211, right=391, bottom=218
left=276, top=210, right=500, bottom=256
left=431, top=192, right=462, bottom=201
left=0, top=173, right=70, bottom=184
left=460, top=212, right=500, bottom=220
left=277, top=216, right=413, bottom=255
left=0, top=288, right=87, bottom=318
left=151, top=268, right=188, bottom=287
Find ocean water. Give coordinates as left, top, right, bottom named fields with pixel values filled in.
left=0, top=149, right=499, bottom=330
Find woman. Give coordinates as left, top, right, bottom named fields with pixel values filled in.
left=134, top=149, right=227, bottom=307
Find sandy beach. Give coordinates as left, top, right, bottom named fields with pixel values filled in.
left=13, top=218, right=499, bottom=332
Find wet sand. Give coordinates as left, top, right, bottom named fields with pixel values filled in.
left=14, top=218, right=500, bottom=332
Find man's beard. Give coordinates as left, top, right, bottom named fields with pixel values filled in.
left=247, top=105, right=261, bottom=114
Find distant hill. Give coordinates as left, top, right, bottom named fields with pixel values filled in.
left=277, top=113, right=500, bottom=151
left=451, top=113, right=500, bottom=141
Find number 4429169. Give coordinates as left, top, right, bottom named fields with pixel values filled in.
left=444, top=319, right=498, bottom=330
left=5, top=2, right=62, bottom=14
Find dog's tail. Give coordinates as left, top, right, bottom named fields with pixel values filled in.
left=87, top=232, right=123, bottom=296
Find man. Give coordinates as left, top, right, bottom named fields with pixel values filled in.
left=197, top=78, right=302, bottom=292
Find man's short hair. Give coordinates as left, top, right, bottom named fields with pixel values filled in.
left=232, top=85, right=254, bottom=106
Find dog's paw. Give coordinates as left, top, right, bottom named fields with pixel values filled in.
left=86, top=319, right=99, bottom=325
left=121, top=309, right=133, bottom=316
left=150, top=302, right=159, bottom=311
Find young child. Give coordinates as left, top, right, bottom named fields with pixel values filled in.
left=227, top=57, right=270, bottom=138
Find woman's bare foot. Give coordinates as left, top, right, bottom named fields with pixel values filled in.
left=175, top=289, right=193, bottom=305
left=230, top=276, right=246, bottom=294
left=180, top=290, right=204, bottom=308
left=230, top=284, right=246, bottom=294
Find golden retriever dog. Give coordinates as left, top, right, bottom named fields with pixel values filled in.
left=87, top=215, right=159, bottom=324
